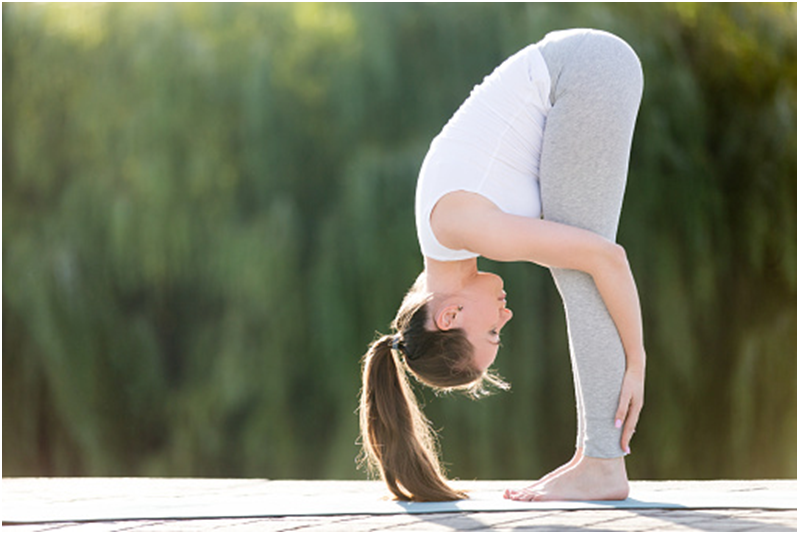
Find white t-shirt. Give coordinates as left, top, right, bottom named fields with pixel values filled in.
left=415, top=44, right=552, bottom=261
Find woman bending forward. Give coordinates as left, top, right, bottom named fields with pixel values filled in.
left=359, top=28, right=646, bottom=502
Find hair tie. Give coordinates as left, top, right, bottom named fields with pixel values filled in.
left=392, top=335, right=413, bottom=359
left=391, top=335, right=403, bottom=354
left=391, top=335, right=418, bottom=361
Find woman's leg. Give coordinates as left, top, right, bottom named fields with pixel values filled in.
left=541, top=28, right=643, bottom=459
left=507, top=29, right=643, bottom=500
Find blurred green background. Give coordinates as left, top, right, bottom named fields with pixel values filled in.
left=3, top=3, right=796, bottom=481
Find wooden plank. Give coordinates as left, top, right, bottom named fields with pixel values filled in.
left=3, top=509, right=796, bottom=532
left=2, top=479, right=795, bottom=532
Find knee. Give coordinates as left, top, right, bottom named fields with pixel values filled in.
left=599, top=31, right=644, bottom=98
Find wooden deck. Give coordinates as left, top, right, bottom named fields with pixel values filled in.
left=3, top=478, right=796, bottom=532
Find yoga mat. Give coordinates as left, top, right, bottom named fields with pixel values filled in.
left=3, top=479, right=795, bottom=524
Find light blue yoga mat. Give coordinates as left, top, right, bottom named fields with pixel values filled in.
left=3, top=479, right=795, bottom=523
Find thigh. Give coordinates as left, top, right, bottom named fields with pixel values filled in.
left=538, top=30, right=643, bottom=240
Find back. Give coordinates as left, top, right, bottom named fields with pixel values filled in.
left=415, top=43, right=552, bottom=262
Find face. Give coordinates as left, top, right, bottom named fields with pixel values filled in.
left=433, top=272, right=513, bottom=372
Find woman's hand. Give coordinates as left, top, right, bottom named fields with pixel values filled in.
left=615, top=364, right=645, bottom=455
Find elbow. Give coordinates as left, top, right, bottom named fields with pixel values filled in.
left=591, top=242, right=628, bottom=277
left=609, top=243, right=628, bottom=266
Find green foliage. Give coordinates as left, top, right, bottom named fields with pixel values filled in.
left=4, top=3, right=796, bottom=480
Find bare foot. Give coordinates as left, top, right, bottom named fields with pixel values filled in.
left=505, top=456, right=629, bottom=502
left=503, top=449, right=584, bottom=500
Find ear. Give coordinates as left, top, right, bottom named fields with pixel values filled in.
left=435, top=304, right=462, bottom=331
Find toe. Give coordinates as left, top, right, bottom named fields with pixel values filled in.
left=506, top=489, right=522, bottom=500
left=510, top=489, right=535, bottom=502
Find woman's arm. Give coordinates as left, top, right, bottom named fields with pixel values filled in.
left=433, top=191, right=645, bottom=451
left=432, top=191, right=645, bottom=368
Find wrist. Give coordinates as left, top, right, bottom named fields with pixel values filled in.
left=626, top=349, right=646, bottom=373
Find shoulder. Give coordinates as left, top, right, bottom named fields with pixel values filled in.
left=430, top=191, right=503, bottom=252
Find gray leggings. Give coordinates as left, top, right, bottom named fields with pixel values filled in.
left=538, top=29, right=644, bottom=458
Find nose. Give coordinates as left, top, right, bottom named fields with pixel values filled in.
left=502, top=307, right=513, bottom=324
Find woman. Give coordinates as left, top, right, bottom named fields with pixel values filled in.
left=359, top=28, right=645, bottom=502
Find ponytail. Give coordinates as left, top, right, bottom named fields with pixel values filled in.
left=359, top=334, right=467, bottom=501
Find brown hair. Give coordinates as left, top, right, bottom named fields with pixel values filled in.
left=358, top=276, right=508, bottom=501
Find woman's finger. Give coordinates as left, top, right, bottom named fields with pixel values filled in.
left=614, top=388, right=631, bottom=432
left=620, top=399, right=642, bottom=454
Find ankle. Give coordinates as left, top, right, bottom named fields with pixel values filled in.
left=579, top=456, right=628, bottom=477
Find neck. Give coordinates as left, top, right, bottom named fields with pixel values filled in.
left=423, top=257, right=479, bottom=295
